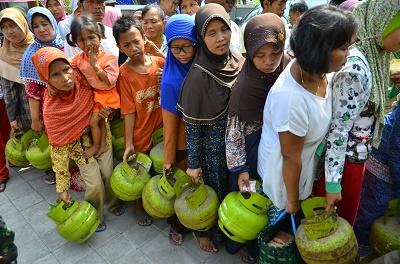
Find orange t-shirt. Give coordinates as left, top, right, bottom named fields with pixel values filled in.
left=118, top=56, right=164, bottom=153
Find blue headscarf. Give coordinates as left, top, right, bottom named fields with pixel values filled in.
left=20, top=7, right=64, bottom=85
left=160, top=14, right=196, bottom=117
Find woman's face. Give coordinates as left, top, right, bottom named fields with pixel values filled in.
left=382, top=28, right=400, bottom=52
left=48, top=60, right=75, bottom=92
left=180, top=0, right=200, bottom=16
left=203, top=18, right=231, bottom=56
left=0, top=18, right=25, bottom=44
left=46, top=0, right=63, bottom=21
left=32, top=14, right=55, bottom=42
left=142, top=8, right=165, bottom=41
left=76, top=28, right=101, bottom=56
left=328, top=33, right=356, bottom=73
left=252, top=43, right=283, bottom=74
left=169, top=38, right=196, bottom=64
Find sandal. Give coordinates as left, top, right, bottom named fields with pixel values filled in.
left=0, top=179, right=8, bottom=192
left=169, top=226, right=184, bottom=246
left=95, top=222, right=107, bottom=232
left=192, top=232, right=218, bottom=254
left=110, top=206, right=125, bottom=216
left=44, top=171, right=56, bottom=185
left=137, top=215, right=152, bottom=226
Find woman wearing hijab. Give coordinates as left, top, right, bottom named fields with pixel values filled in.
left=0, top=8, right=34, bottom=192
left=20, top=7, right=64, bottom=185
left=315, top=0, right=400, bottom=226
left=178, top=3, right=244, bottom=253
left=42, top=0, right=68, bottom=23
left=31, top=47, right=121, bottom=232
left=161, top=13, right=197, bottom=246
left=103, top=5, right=122, bottom=28
left=225, top=13, right=290, bottom=263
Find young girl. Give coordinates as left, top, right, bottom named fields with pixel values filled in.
left=67, top=16, right=120, bottom=159
left=31, top=47, right=121, bottom=232
left=160, top=14, right=197, bottom=246
left=316, top=0, right=400, bottom=225
left=42, top=0, right=68, bottom=23
left=20, top=7, right=64, bottom=185
left=177, top=3, right=244, bottom=254
left=225, top=13, right=290, bottom=263
left=113, top=16, right=164, bottom=225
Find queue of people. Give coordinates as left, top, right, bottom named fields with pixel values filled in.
left=0, top=0, right=399, bottom=262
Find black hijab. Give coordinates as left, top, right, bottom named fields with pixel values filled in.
left=177, top=3, right=244, bottom=125
left=228, top=13, right=291, bottom=122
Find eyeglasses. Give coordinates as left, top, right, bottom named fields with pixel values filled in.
left=169, top=44, right=195, bottom=54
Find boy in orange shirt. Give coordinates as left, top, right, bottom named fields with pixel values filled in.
left=113, top=16, right=164, bottom=226
left=114, top=16, right=164, bottom=156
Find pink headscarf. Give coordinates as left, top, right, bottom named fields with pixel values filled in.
left=103, top=6, right=122, bottom=28
left=41, top=0, right=68, bottom=22
left=339, top=0, right=361, bottom=12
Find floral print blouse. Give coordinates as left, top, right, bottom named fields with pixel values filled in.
left=225, top=114, right=262, bottom=174
left=324, top=48, right=374, bottom=193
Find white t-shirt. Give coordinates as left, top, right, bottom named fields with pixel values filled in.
left=257, top=60, right=332, bottom=209
left=229, top=20, right=241, bottom=54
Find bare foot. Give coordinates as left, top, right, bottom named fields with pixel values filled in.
left=239, top=250, right=255, bottom=263
left=193, top=233, right=218, bottom=254
left=271, top=231, right=293, bottom=245
left=83, top=145, right=98, bottom=159
left=94, top=143, right=108, bottom=158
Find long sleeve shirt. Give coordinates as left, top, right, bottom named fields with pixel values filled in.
left=324, top=48, right=374, bottom=193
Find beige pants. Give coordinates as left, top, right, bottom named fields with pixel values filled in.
left=77, top=148, right=118, bottom=223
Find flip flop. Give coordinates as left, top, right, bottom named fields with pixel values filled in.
left=192, top=232, right=218, bottom=254
left=169, top=226, right=184, bottom=246
left=95, top=223, right=107, bottom=232
left=0, top=179, right=8, bottom=192
left=110, top=206, right=125, bottom=216
left=137, top=213, right=152, bottom=227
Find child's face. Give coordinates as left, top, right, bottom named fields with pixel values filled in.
left=32, top=15, right=55, bottom=42
left=180, top=0, right=199, bottom=16
left=48, top=60, right=75, bottom=92
left=252, top=43, right=283, bottom=74
left=118, top=26, right=145, bottom=60
left=46, top=0, right=63, bottom=21
left=169, top=38, right=195, bottom=64
left=203, top=18, right=231, bottom=56
left=76, top=28, right=101, bottom=55
left=0, top=18, right=25, bottom=45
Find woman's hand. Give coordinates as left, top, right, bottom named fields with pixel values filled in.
left=186, top=168, right=202, bottom=184
left=238, top=171, right=250, bottom=192
left=325, top=192, right=342, bottom=212
left=31, top=119, right=43, bottom=132
left=163, top=163, right=172, bottom=172
left=285, top=200, right=300, bottom=214
left=59, top=191, right=71, bottom=204
left=10, top=120, right=20, bottom=132
left=123, top=144, right=135, bottom=162
left=98, top=107, right=113, bottom=119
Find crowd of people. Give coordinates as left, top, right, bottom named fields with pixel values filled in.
left=0, top=0, right=399, bottom=262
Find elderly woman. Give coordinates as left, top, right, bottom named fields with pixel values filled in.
left=141, top=4, right=167, bottom=54
left=31, top=47, right=123, bottom=232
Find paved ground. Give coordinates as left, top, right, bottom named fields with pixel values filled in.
left=0, top=166, right=243, bottom=264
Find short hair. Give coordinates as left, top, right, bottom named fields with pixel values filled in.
left=261, top=0, right=286, bottom=10
left=289, top=2, right=308, bottom=14
left=66, top=16, right=105, bottom=47
left=290, top=5, right=358, bottom=75
left=112, top=15, right=145, bottom=44
left=141, top=4, right=165, bottom=21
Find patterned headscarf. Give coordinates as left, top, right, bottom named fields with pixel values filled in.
left=353, top=0, right=400, bottom=147
left=31, top=47, right=93, bottom=147
left=20, top=7, right=64, bottom=86
left=0, top=8, right=34, bottom=83
left=41, top=0, right=68, bottom=21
